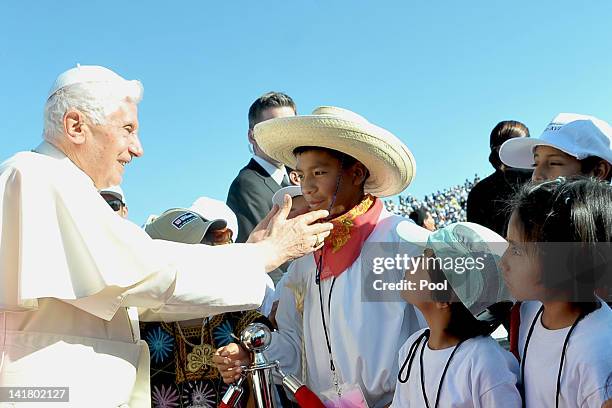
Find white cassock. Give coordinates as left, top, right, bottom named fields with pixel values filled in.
left=264, top=210, right=426, bottom=408
left=0, top=142, right=270, bottom=407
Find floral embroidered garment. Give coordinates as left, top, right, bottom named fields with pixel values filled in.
left=314, top=194, right=383, bottom=281
left=141, top=311, right=272, bottom=408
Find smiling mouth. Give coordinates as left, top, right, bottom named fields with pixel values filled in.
left=308, top=200, right=325, bottom=209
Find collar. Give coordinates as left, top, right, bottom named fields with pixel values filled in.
left=252, top=154, right=287, bottom=186
left=33, top=141, right=95, bottom=188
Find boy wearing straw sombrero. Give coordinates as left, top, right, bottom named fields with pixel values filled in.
left=214, top=106, right=425, bottom=407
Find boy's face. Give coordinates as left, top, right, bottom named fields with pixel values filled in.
left=294, top=150, right=366, bottom=218
left=500, top=212, right=544, bottom=301
left=532, top=146, right=583, bottom=182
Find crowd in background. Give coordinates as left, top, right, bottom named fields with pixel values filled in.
left=384, top=175, right=479, bottom=229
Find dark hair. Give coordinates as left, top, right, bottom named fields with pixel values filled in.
left=580, top=155, right=612, bottom=182
left=508, top=177, right=612, bottom=303
left=409, top=207, right=430, bottom=227
left=489, top=120, right=530, bottom=149
left=489, top=120, right=530, bottom=170
left=292, top=146, right=370, bottom=189
left=248, top=92, right=296, bottom=129
left=292, top=146, right=358, bottom=168
left=426, top=258, right=505, bottom=340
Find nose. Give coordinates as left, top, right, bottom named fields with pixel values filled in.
left=298, top=175, right=315, bottom=195
left=129, top=133, right=144, bottom=158
left=531, top=165, right=546, bottom=182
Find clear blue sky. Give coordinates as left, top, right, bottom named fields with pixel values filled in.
left=2, top=1, right=612, bottom=225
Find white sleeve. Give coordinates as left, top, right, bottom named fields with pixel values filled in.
left=478, top=382, right=522, bottom=408
left=263, top=261, right=304, bottom=381
left=0, top=158, right=268, bottom=322
left=257, top=275, right=276, bottom=317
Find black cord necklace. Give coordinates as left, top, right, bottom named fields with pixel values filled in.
left=520, top=305, right=589, bottom=408
left=314, top=160, right=344, bottom=394
left=397, top=329, right=466, bottom=408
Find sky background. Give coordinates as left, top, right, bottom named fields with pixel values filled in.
left=2, top=1, right=612, bottom=225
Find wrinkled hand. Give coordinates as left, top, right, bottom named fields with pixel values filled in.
left=255, top=194, right=333, bottom=272
left=213, top=343, right=251, bottom=384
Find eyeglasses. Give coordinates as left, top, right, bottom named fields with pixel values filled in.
left=106, top=199, right=125, bottom=212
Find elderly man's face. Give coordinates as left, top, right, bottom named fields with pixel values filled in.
left=82, top=101, right=142, bottom=188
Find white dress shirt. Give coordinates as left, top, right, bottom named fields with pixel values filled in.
left=252, top=154, right=287, bottom=186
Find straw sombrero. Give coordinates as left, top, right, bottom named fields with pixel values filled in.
left=253, top=106, right=416, bottom=197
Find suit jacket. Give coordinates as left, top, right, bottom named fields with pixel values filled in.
left=227, top=158, right=289, bottom=283
left=466, top=168, right=532, bottom=236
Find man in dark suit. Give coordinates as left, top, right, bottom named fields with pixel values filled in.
left=227, top=92, right=297, bottom=284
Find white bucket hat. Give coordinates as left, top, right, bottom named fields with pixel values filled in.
left=253, top=106, right=416, bottom=197
left=499, top=113, right=612, bottom=169
left=396, top=221, right=512, bottom=318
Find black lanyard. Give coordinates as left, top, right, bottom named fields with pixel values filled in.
left=520, top=305, right=588, bottom=408
left=397, top=329, right=465, bottom=408
left=316, top=251, right=338, bottom=373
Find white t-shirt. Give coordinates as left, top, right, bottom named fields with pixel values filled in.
left=519, top=301, right=612, bottom=408
left=391, top=328, right=521, bottom=408
left=265, top=209, right=425, bottom=408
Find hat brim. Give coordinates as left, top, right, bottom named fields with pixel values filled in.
left=396, top=220, right=433, bottom=248
left=272, top=186, right=303, bottom=207
left=499, top=137, right=579, bottom=169
left=254, top=115, right=416, bottom=197
left=100, top=191, right=123, bottom=202
left=201, top=219, right=228, bottom=240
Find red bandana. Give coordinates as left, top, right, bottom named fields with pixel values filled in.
left=314, top=194, right=383, bottom=281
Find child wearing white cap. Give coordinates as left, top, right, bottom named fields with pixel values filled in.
left=501, top=178, right=612, bottom=407
left=499, top=113, right=612, bottom=182
left=391, top=221, right=521, bottom=407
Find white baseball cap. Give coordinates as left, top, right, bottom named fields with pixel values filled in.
left=272, top=185, right=302, bottom=208
left=499, top=113, right=612, bottom=169
left=99, top=185, right=126, bottom=203
left=47, top=64, right=143, bottom=100
left=189, top=197, right=238, bottom=240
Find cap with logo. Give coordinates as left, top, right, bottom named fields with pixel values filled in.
left=499, top=113, right=612, bottom=169
left=145, top=208, right=227, bottom=244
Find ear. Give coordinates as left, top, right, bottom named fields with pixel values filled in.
left=435, top=301, right=451, bottom=310
left=289, top=171, right=301, bottom=185
left=351, top=163, right=368, bottom=186
left=592, top=160, right=612, bottom=181
left=63, top=109, right=87, bottom=145
left=247, top=128, right=256, bottom=145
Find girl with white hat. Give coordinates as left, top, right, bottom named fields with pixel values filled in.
left=501, top=177, right=612, bottom=407
left=499, top=113, right=612, bottom=183
left=392, top=221, right=521, bottom=407
left=214, top=106, right=424, bottom=407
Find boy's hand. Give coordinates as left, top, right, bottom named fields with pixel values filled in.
left=213, top=343, right=251, bottom=384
